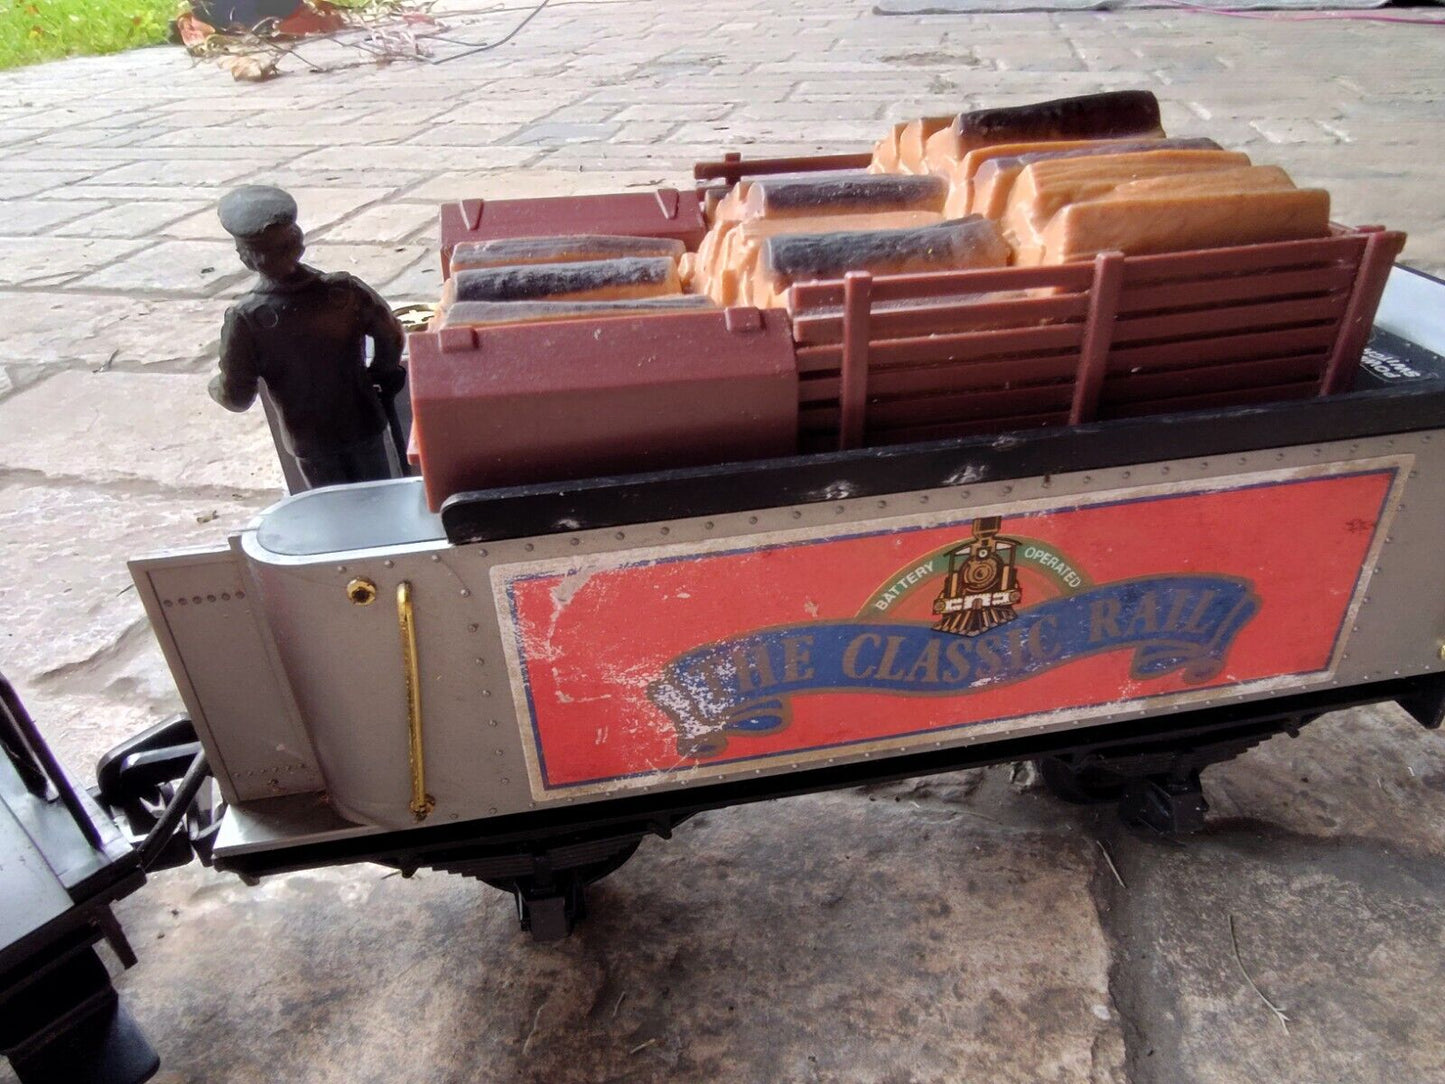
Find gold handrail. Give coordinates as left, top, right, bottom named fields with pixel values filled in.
left=397, top=581, right=434, bottom=821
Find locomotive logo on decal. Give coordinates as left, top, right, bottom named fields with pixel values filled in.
left=646, top=515, right=1261, bottom=759
left=932, top=516, right=1022, bottom=636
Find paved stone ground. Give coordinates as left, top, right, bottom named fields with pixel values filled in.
left=2, top=2, right=1444, bottom=1082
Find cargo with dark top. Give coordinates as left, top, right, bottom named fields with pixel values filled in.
left=449, top=234, right=686, bottom=272
left=439, top=189, right=706, bottom=277
left=437, top=295, right=714, bottom=329
left=442, top=256, right=682, bottom=306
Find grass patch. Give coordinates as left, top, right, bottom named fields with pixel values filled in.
left=0, top=0, right=175, bottom=70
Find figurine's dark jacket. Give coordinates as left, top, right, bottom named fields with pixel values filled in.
left=215, top=267, right=406, bottom=458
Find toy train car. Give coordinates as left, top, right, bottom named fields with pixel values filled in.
left=106, top=153, right=1445, bottom=943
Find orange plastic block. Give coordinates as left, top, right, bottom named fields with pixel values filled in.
left=439, top=189, right=707, bottom=277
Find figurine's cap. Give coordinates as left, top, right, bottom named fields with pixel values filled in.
left=218, top=185, right=298, bottom=240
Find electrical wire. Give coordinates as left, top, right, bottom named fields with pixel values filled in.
left=434, top=0, right=551, bottom=63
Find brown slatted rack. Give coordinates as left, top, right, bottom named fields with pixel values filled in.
left=694, top=151, right=876, bottom=189
left=788, top=226, right=1404, bottom=453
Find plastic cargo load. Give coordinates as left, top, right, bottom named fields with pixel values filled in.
left=408, top=308, right=800, bottom=509
left=923, top=90, right=1165, bottom=176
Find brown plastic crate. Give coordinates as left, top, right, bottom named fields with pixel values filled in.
left=787, top=225, right=1404, bottom=452
left=408, top=308, right=799, bottom=511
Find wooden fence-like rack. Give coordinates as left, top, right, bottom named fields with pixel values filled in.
left=786, top=228, right=1403, bottom=452
left=691, top=151, right=1404, bottom=453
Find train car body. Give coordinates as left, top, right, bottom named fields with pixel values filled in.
left=123, top=253, right=1445, bottom=938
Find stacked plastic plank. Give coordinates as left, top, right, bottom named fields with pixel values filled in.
left=434, top=234, right=712, bottom=330
left=868, top=90, right=1333, bottom=265
left=690, top=171, right=1013, bottom=307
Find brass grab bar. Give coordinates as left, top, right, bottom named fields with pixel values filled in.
left=397, top=581, right=434, bottom=821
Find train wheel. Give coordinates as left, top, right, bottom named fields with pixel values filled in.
left=1035, top=755, right=1128, bottom=805
left=479, top=839, right=640, bottom=894
left=481, top=839, right=642, bottom=942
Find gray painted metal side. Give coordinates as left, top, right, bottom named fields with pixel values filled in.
left=219, top=431, right=1444, bottom=833
left=129, top=546, right=323, bottom=804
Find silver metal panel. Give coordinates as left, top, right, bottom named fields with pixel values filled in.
left=237, top=533, right=476, bottom=827
left=235, top=430, right=1445, bottom=833
left=255, top=477, right=443, bottom=557
left=129, top=546, right=323, bottom=804
left=212, top=792, right=383, bottom=859
left=1376, top=266, right=1445, bottom=352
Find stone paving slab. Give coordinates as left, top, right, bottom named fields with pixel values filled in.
left=47, top=199, right=213, bottom=239
left=29, top=183, right=237, bottom=204
left=90, top=298, right=235, bottom=369
left=77, top=157, right=264, bottom=189
left=111, top=786, right=1124, bottom=1084
left=1, top=3, right=1443, bottom=1083
left=400, top=169, right=681, bottom=203
left=73, top=239, right=248, bottom=295
left=163, top=185, right=397, bottom=241
left=379, top=255, right=446, bottom=304
left=1, top=199, right=115, bottom=236
left=307, top=201, right=439, bottom=244
left=0, top=236, right=146, bottom=287
left=1205, top=705, right=1445, bottom=857
left=138, top=123, right=431, bottom=149
left=0, top=292, right=131, bottom=368
left=287, top=143, right=541, bottom=173
left=0, top=369, right=281, bottom=492
left=0, top=479, right=270, bottom=763
left=2, top=151, right=180, bottom=172
left=302, top=241, right=434, bottom=291
left=21, top=692, right=173, bottom=787
left=0, top=293, right=229, bottom=371
left=249, top=165, right=436, bottom=192
left=1100, top=823, right=1445, bottom=1084
left=29, top=144, right=286, bottom=165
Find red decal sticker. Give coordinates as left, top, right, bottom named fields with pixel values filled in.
left=494, top=463, right=1402, bottom=795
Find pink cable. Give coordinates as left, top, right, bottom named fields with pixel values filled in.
left=1153, top=0, right=1445, bottom=24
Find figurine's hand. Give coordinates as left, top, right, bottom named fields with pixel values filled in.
left=373, top=367, right=406, bottom=398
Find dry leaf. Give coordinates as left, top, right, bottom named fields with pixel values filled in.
left=275, top=0, right=346, bottom=37
left=220, top=53, right=278, bottom=80
left=175, top=10, right=216, bottom=49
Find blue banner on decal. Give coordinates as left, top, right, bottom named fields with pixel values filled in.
left=648, top=575, right=1259, bottom=758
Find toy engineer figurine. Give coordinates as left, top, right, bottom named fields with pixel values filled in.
left=209, top=184, right=407, bottom=488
